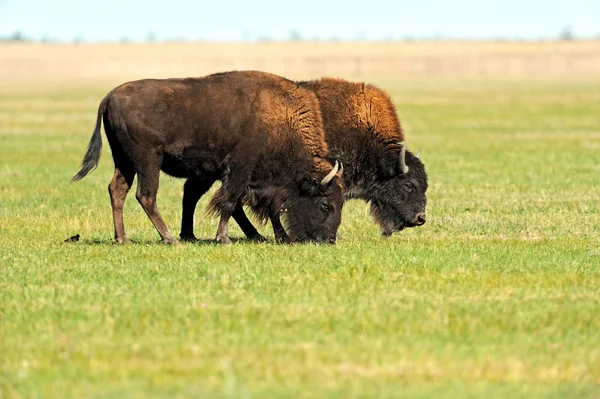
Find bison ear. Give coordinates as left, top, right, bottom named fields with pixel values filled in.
left=299, top=174, right=319, bottom=196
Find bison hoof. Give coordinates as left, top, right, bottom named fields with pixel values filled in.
left=275, top=236, right=291, bottom=244
left=248, top=234, right=268, bottom=243
left=114, top=237, right=132, bottom=245
left=180, top=234, right=198, bottom=242
left=162, top=237, right=181, bottom=246
left=216, top=236, right=232, bottom=245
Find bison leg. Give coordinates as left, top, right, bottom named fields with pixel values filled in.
left=270, top=215, right=291, bottom=244
left=210, top=167, right=252, bottom=245
left=215, top=210, right=233, bottom=245
left=108, top=166, right=135, bottom=244
left=269, top=203, right=290, bottom=244
left=180, top=178, right=214, bottom=242
left=135, top=155, right=180, bottom=245
left=232, top=203, right=266, bottom=242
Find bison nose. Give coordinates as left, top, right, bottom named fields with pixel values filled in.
left=328, top=237, right=336, bottom=244
left=415, top=213, right=426, bottom=226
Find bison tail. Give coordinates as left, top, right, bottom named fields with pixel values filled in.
left=71, top=96, right=108, bottom=182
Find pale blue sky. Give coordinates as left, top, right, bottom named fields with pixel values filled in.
left=1, top=0, right=598, bottom=41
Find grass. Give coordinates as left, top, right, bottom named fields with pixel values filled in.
left=1, top=44, right=600, bottom=398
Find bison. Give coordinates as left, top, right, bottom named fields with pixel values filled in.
left=71, top=71, right=344, bottom=245
left=180, top=77, right=428, bottom=240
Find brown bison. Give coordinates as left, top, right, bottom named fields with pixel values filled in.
left=180, top=77, right=427, bottom=240
left=72, top=71, right=344, bottom=244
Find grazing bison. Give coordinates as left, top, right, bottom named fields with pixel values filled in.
left=180, top=77, right=428, bottom=240
left=72, top=71, right=344, bottom=245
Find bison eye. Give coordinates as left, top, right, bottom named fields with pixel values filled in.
left=403, top=184, right=413, bottom=193
left=320, top=203, right=334, bottom=213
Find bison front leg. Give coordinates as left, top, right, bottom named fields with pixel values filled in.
left=211, top=192, right=238, bottom=245
left=269, top=203, right=290, bottom=244
left=180, top=178, right=214, bottom=242
left=232, top=203, right=267, bottom=242
left=270, top=216, right=291, bottom=244
left=215, top=210, right=233, bottom=245
left=209, top=166, right=253, bottom=245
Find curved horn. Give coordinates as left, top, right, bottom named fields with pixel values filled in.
left=397, top=142, right=409, bottom=174
left=337, top=162, right=344, bottom=178
left=416, top=148, right=422, bottom=159
left=320, top=161, right=339, bottom=186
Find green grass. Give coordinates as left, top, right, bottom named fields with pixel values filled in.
left=1, top=77, right=599, bottom=399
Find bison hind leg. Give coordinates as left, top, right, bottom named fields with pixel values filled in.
left=133, top=153, right=179, bottom=245
left=108, top=165, right=135, bottom=244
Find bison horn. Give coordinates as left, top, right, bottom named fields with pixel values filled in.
left=416, top=148, right=422, bottom=159
left=397, top=142, right=409, bottom=174
left=320, top=161, right=340, bottom=186
left=337, top=162, right=344, bottom=178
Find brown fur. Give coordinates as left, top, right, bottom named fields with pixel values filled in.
left=297, top=78, right=427, bottom=235
left=311, top=77, right=404, bottom=144
left=72, top=71, right=344, bottom=244
left=180, top=75, right=427, bottom=240
left=299, top=77, right=406, bottom=171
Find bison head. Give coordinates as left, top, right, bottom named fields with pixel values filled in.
left=283, top=161, right=344, bottom=244
left=370, top=143, right=428, bottom=237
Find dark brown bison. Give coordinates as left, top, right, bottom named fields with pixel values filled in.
left=71, top=71, right=344, bottom=245
left=180, top=77, right=427, bottom=240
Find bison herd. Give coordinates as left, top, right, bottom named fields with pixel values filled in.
left=72, top=71, right=428, bottom=245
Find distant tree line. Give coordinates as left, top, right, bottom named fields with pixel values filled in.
left=0, top=31, right=28, bottom=42
left=0, top=26, right=593, bottom=43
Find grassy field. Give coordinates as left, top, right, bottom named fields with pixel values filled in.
left=1, top=42, right=600, bottom=398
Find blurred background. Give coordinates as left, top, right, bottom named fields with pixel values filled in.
left=1, top=0, right=599, bottom=84
left=2, top=0, right=599, bottom=42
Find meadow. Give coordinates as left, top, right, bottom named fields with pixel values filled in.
left=1, top=42, right=599, bottom=398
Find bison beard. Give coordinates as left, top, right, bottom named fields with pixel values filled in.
left=180, top=77, right=428, bottom=240
left=71, top=71, right=344, bottom=245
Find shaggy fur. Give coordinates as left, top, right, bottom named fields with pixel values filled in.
left=297, top=78, right=428, bottom=236
left=72, top=71, right=343, bottom=244
left=180, top=76, right=427, bottom=240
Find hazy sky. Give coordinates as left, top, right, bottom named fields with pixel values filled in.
left=1, top=0, right=598, bottom=41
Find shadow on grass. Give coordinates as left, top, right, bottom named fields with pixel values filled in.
left=62, top=235, right=275, bottom=246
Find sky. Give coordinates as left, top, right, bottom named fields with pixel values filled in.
left=1, top=0, right=598, bottom=42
